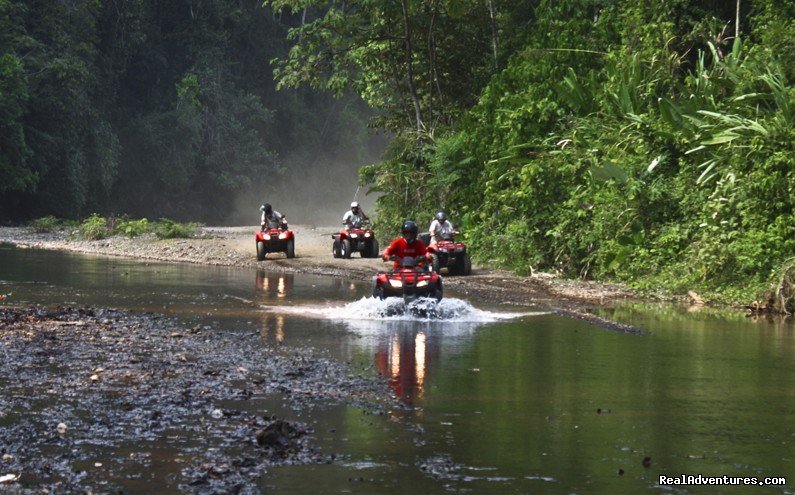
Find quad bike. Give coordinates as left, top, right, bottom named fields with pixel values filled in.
left=256, top=224, right=295, bottom=260
left=332, top=220, right=379, bottom=259
left=372, top=256, right=443, bottom=303
left=425, top=232, right=471, bottom=275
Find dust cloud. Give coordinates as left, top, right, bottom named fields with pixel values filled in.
left=226, top=156, right=381, bottom=228
left=223, top=95, right=388, bottom=228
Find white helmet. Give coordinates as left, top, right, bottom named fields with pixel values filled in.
left=350, top=201, right=360, bottom=208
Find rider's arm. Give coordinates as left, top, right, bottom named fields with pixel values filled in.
left=382, top=238, right=402, bottom=260
left=274, top=211, right=287, bottom=228
left=416, top=241, right=433, bottom=263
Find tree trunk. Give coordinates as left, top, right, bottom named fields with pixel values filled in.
left=299, top=7, right=307, bottom=42
left=400, top=0, right=423, bottom=133
left=487, top=0, right=498, bottom=69
left=427, top=0, right=444, bottom=129
left=735, top=0, right=740, bottom=39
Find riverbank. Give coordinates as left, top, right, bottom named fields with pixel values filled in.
left=0, top=225, right=645, bottom=310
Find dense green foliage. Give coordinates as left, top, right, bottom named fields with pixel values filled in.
left=4, top=0, right=795, bottom=307
left=446, top=1, right=795, bottom=307
left=270, top=0, right=795, bottom=307
left=0, top=0, right=374, bottom=223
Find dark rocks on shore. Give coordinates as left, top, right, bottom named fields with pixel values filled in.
left=0, top=305, right=395, bottom=493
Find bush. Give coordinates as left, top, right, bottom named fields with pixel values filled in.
left=27, top=216, right=60, bottom=233
left=154, top=219, right=204, bottom=239
left=116, top=218, right=152, bottom=238
left=79, top=214, right=110, bottom=240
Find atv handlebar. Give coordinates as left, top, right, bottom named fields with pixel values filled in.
left=344, top=219, right=370, bottom=228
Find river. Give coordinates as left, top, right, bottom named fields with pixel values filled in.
left=1, top=245, right=793, bottom=494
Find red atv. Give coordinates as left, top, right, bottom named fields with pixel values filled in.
left=332, top=220, right=379, bottom=259
left=372, top=256, right=443, bottom=303
left=427, top=232, right=471, bottom=275
left=256, top=225, right=295, bottom=260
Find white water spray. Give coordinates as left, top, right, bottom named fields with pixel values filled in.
left=271, top=296, right=545, bottom=323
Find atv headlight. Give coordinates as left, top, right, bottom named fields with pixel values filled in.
left=278, top=232, right=288, bottom=239
left=350, top=233, right=358, bottom=238
left=364, top=232, right=371, bottom=238
left=264, top=234, right=271, bottom=240
left=389, top=279, right=403, bottom=288
left=416, top=280, right=428, bottom=288
left=438, top=248, right=448, bottom=253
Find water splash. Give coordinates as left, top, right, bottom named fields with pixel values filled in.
left=273, top=296, right=544, bottom=323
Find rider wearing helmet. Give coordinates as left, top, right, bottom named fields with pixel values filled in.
left=428, top=210, right=454, bottom=245
left=342, top=201, right=368, bottom=229
left=260, top=203, right=288, bottom=230
left=383, top=220, right=431, bottom=265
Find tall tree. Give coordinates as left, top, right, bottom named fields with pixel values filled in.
left=266, top=0, right=533, bottom=135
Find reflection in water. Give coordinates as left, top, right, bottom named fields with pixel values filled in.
left=254, top=272, right=294, bottom=343
left=373, top=324, right=444, bottom=403
left=259, top=314, right=286, bottom=343
left=255, top=270, right=294, bottom=299
left=270, top=296, right=525, bottom=403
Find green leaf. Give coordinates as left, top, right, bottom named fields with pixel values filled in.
left=685, top=145, right=707, bottom=155
left=702, top=133, right=738, bottom=145
left=590, top=162, right=628, bottom=183
left=696, top=159, right=718, bottom=185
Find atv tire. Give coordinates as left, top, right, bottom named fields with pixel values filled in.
left=371, top=277, right=385, bottom=299
left=286, top=239, right=295, bottom=259
left=332, top=240, right=341, bottom=258
left=433, top=278, right=443, bottom=301
left=341, top=239, right=352, bottom=259
left=362, top=239, right=371, bottom=258
left=256, top=241, right=266, bottom=261
left=458, top=252, right=472, bottom=275
left=431, top=254, right=442, bottom=274
left=368, top=238, right=380, bottom=258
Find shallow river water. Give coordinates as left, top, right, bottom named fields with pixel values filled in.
left=1, top=245, right=794, bottom=494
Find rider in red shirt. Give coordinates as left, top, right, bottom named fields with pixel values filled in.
left=383, top=220, right=431, bottom=266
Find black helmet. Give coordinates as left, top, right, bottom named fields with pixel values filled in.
left=261, top=203, right=272, bottom=215
left=436, top=210, right=447, bottom=222
left=402, top=220, right=418, bottom=243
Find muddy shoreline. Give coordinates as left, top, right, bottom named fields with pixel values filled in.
left=0, top=306, right=396, bottom=494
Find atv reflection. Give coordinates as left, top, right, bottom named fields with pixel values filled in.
left=374, top=326, right=441, bottom=403
left=255, top=270, right=294, bottom=299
